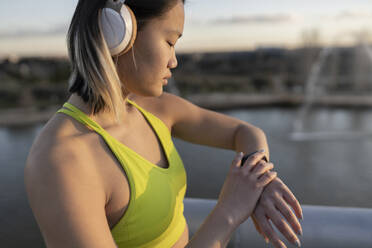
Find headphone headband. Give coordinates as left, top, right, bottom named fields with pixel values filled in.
left=105, top=0, right=125, bottom=13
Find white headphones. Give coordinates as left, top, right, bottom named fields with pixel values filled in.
left=99, top=0, right=137, bottom=56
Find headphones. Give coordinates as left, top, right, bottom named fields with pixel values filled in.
left=99, top=0, right=137, bottom=56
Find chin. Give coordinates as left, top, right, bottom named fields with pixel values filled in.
left=150, top=81, right=165, bottom=97
left=154, top=87, right=164, bottom=97
left=137, top=88, right=163, bottom=98
left=128, top=81, right=164, bottom=97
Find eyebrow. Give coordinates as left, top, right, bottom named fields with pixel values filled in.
left=167, top=29, right=183, bottom=38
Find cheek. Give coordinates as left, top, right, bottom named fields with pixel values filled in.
left=142, top=39, right=166, bottom=62
left=116, top=36, right=170, bottom=93
left=134, top=43, right=169, bottom=78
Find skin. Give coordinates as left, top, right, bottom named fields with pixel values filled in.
left=116, top=2, right=183, bottom=98
left=25, top=2, right=188, bottom=248
left=216, top=152, right=277, bottom=227
left=119, top=5, right=305, bottom=244
left=185, top=152, right=278, bottom=248
left=25, top=0, right=303, bottom=247
left=252, top=178, right=303, bottom=248
left=73, top=1, right=183, bottom=128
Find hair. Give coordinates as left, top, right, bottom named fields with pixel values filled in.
left=67, top=0, right=185, bottom=122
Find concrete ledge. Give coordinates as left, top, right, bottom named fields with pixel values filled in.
left=184, top=198, right=372, bottom=248
left=185, top=93, right=372, bottom=110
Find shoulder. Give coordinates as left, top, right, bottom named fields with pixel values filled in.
left=26, top=115, right=90, bottom=173
left=130, top=92, right=199, bottom=134
left=25, top=134, right=94, bottom=187
left=25, top=121, right=107, bottom=204
left=24, top=129, right=116, bottom=247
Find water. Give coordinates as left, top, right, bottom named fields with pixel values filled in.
left=294, top=47, right=332, bottom=134
left=364, top=44, right=372, bottom=64
left=1, top=107, right=372, bottom=247
left=294, top=45, right=372, bottom=140
left=182, top=107, right=372, bottom=208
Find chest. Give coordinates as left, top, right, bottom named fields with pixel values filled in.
left=90, top=106, right=173, bottom=227
left=69, top=101, right=188, bottom=246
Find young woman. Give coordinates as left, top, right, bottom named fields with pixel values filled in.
left=24, top=0, right=303, bottom=247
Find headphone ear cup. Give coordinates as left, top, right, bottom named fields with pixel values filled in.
left=118, top=5, right=137, bottom=56
left=100, top=4, right=137, bottom=56
left=100, top=8, right=126, bottom=54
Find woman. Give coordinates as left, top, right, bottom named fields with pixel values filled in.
left=24, top=0, right=303, bottom=247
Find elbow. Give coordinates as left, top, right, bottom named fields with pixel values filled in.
left=234, top=124, right=268, bottom=148
left=253, top=126, right=268, bottom=144
left=237, top=123, right=266, bottom=139
left=254, top=126, right=266, bottom=139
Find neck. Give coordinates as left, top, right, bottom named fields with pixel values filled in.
left=67, top=93, right=136, bottom=128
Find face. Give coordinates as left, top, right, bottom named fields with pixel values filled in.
left=117, top=0, right=185, bottom=97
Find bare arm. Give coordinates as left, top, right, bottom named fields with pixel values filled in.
left=185, top=205, right=236, bottom=248
left=251, top=179, right=303, bottom=248
left=139, top=92, right=269, bottom=156
left=233, top=124, right=270, bottom=161
left=234, top=125, right=303, bottom=248
left=24, top=144, right=118, bottom=248
left=185, top=152, right=277, bottom=248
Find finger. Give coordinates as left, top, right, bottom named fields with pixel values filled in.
left=231, top=152, right=244, bottom=169
left=266, top=203, right=301, bottom=246
left=241, top=149, right=265, bottom=165
left=242, top=151, right=267, bottom=171
left=281, top=185, right=303, bottom=220
left=252, top=161, right=274, bottom=177
left=255, top=209, right=287, bottom=248
left=276, top=196, right=303, bottom=236
left=252, top=214, right=269, bottom=243
left=251, top=214, right=263, bottom=237
left=257, top=171, right=277, bottom=187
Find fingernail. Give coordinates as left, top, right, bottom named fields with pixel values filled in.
left=259, top=149, right=265, bottom=153
left=264, top=237, right=269, bottom=243
left=298, top=228, right=303, bottom=236
left=294, top=239, right=301, bottom=247
left=238, top=152, right=243, bottom=157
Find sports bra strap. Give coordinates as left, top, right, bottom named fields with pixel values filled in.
left=57, top=102, right=107, bottom=135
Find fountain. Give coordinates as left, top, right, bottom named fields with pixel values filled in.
left=291, top=42, right=372, bottom=141
left=291, top=47, right=332, bottom=140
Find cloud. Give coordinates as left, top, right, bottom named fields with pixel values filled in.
left=209, top=13, right=297, bottom=25
left=0, top=23, right=68, bottom=39
left=335, top=10, right=372, bottom=20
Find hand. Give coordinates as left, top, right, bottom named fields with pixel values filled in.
left=216, top=152, right=277, bottom=227
left=252, top=177, right=303, bottom=248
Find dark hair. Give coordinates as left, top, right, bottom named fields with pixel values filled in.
left=67, top=0, right=185, bottom=121
left=127, top=0, right=185, bottom=31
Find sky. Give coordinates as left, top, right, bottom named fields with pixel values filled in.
left=0, top=0, right=371, bottom=57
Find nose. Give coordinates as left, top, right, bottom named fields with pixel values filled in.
left=168, top=49, right=178, bottom=69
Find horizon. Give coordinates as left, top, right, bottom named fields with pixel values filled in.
left=0, top=0, right=371, bottom=57
left=1, top=43, right=369, bottom=61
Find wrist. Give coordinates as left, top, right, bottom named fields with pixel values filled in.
left=185, top=204, right=239, bottom=247
left=213, top=203, right=240, bottom=230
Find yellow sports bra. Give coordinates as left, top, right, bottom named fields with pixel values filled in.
left=57, top=99, right=187, bottom=248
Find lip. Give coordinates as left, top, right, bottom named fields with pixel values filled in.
left=163, top=74, right=171, bottom=85
left=163, top=74, right=172, bottom=80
